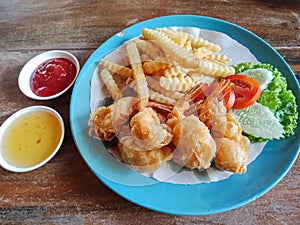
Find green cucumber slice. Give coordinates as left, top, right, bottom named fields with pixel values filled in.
left=231, top=102, right=284, bottom=139
left=242, top=68, right=274, bottom=90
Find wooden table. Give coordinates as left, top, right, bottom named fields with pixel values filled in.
left=1, top=0, right=299, bottom=224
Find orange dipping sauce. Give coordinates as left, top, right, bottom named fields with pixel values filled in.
left=1, top=110, right=62, bottom=168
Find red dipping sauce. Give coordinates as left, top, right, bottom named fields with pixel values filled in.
left=30, top=58, right=77, bottom=97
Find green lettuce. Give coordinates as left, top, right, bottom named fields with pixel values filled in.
left=234, top=62, right=298, bottom=142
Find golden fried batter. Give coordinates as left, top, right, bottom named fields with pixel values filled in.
left=118, top=141, right=172, bottom=173
left=214, top=113, right=250, bottom=174
left=172, top=115, right=217, bottom=170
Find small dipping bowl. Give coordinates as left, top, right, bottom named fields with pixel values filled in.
left=0, top=106, right=64, bottom=172
left=18, top=50, right=80, bottom=100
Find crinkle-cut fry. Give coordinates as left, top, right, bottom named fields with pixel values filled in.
left=126, top=43, right=149, bottom=111
left=187, top=33, right=221, bottom=52
left=146, top=76, right=183, bottom=100
left=133, top=39, right=162, bottom=59
left=101, top=59, right=133, bottom=77
left=159, top=76, right=195, bottom=92
left=99, top=68, right=122, bottom=100
left=164, top=65, right=190, bottom=77
left=163, top=66, right=189, bottom=78
left=143, top=61, right=173, bottom=75
left=206, top=54, right=232, bottom=65
left=157, top=28, right=221, bottom=52
left=142, top=28, right=199, bottom=68
left=191, top=60, right=235, bottom=77
left=149, top=89, right=176, bottom=105
left=183, top=39, right=192, bottom=51
left=193, top=47, right=213, bottom=59
left=156, top=28, right=188, bottom=47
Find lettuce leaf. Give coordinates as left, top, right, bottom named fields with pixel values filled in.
left=234, top=62, right=298, bottom=142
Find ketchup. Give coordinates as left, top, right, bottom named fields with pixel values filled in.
left=30, top=58, right=77, bottom=97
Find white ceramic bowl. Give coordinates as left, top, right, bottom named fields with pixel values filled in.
left=0, top=106, right=65, bottom=172
left=18, top=50, right=80, bottom=100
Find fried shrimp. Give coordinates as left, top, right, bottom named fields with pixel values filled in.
left=88, top=96, right=139, bottom=141
left=172, top=115, right=217, bottom=169
left=117, top=107, right=173, bottom=173
left=118, top=142, right=173, bottom=173
left=88, top=105, right=114, bottom=141
left=119, top=107, right=173, bottom=151
left=194, top=80, right=250, bottom=174
left=213, top=113, right=250, bottom=174
left=166, top=84, right=217, bottom=170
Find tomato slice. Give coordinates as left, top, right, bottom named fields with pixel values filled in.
left=224, top=74, right=261, bottom=109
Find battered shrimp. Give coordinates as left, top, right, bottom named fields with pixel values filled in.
left=89, top=105, right=114, bottom=141
left=88, top=96, right=139, bottom=141
left=196, top=80, right=250, bottom=174
left=166, top=84, right=217, bottom=170
left=213, top=113, right=250, bottom=174
left=118, top=142, right=173, bottom=173
left=172, top=115, right=217, bottom=169
left=120, top=107, right=173, bottom=151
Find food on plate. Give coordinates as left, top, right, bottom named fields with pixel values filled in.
left=213, top=113, right=250, bottom=174
left=101, top=59, right=133, bottom=78
left=166, top=82, right=217, bottom=170
left=88, top=27, right=298, bottom=176
left=88, top=97, right=139, bottom=141
left=232, top=62, right=298, bottom=142
left=99, top=68, right=122, bottom=101
left=189, top=80, right=250, bottom=173
left=224, top=74, right=261, bottom=109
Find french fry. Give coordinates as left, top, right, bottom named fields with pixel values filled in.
left=157, top=28, right=221, bottom=52
left=193, top=47, right=213, bottom=59
left=143, top=61, right=173, bottom=75
left=99, top=67, right=122, bottom=100
left=206, top=54, right=232, bottom=65
left=187, top=33, right=221, bottom=52
left=193, top=60, right=235, bottom=77
left=133, top=39, right=162, bottom=59
left=126, top=42, right=149, bottom=111
left=182, top=39, right=192, bottom=51
left=159, top=76, right=195, bottom=92
left=156, top=28, right=188, bottom=47
left=142, top=28, right=199, bottom=68
left=149, top=89, right=176, bottom=105
left=102, top=59, right=133, bottom=77
left=146, top=76, right=183, bottom=100
left=163, top=66, right=188, bottom=78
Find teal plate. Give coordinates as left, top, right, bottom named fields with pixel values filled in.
left=70, top=15, right=300, bottom=215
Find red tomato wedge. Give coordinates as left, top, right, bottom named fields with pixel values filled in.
left=224, top=74, right=261, bottom=109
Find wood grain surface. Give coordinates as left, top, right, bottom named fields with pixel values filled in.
left=0, top=0, right=299, bottom=224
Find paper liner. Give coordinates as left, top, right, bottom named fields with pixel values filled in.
left=90, top=27, right=266, bottom=184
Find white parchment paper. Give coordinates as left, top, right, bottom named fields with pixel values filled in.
left=90, top=27, right=266, bottom=184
